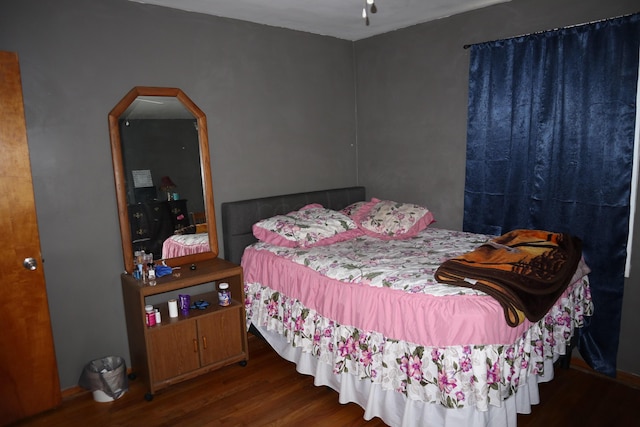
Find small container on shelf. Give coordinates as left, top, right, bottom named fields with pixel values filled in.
left=218, top=282, right=231, bottom=307
left=168, top=299, right=179, bottom=318
left=178, top=294, right=190, bottom=314
left=145, top=305, right=156, bottom=327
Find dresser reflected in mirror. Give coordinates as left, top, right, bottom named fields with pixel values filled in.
left=109, top=87, right=218, bottom=273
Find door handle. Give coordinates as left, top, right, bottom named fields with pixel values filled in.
left=23, top=257, right=38, bottom=270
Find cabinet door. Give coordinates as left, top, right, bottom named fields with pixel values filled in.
left=197, top=306, right=244, bottom=367
left=147, top=321, right=200, bottom=383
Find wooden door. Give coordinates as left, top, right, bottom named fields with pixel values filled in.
left=0, top=51, right=61, bottom=425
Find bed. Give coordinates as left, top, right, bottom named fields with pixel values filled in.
left=221, top=187, right=593, bottom=427
left=161, top=212, right=210, bottom=259
left=162, top=233, right=210, bottom=259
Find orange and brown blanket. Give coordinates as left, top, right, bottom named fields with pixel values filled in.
left=434, top=229, right=582, bottom=327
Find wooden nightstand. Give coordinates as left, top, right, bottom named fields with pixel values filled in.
left=121, top=257, right=248, bottom=400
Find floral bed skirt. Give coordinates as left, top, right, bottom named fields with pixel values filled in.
left=245, top=275, right=592, bottom=413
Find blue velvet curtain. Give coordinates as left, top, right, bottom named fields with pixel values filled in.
left=464, top=14, right=640, bottom=377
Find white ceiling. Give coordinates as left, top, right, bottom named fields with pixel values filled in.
left=129, top=0, right=510, bottom=41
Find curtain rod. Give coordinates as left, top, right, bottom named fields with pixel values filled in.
left=462, top=12, right=636, bottom=49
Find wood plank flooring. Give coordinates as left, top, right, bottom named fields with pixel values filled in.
left=13, top=334, right=640, bottom=427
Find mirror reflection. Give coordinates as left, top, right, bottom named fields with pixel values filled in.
left=109, top=87, right=218, bottom=274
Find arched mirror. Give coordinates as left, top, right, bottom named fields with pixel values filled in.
left=109, top=87, right=218, bottom=274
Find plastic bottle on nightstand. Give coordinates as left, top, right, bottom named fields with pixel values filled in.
left=218, top=283, right=231, bottom=307
left=145, top=305, right=156, bottom=327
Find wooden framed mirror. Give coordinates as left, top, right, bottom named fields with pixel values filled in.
left=109, top=87, right=218, bottom=274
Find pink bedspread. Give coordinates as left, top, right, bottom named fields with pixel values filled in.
left=162, top=233, right=210, bottom=259
left=242, top=228, right=591, bottom=347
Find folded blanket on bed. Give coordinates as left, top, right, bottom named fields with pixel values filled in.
left=434, top=229, right=582, bottom=327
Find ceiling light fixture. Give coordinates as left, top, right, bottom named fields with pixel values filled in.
left=363, top=0, right=378, bottom=26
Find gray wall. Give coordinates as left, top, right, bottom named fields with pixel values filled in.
left=0, top=0, right=356, bottom=389
left=1, top=0, right=638, bottom=390
left=355, top=0, right=640, bottom=376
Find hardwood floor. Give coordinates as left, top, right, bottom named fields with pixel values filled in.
left=13, top=334, right=640, bottom=427
left=518, top=361, right=640, bottom=427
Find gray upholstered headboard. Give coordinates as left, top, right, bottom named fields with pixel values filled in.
left=221, top=186, right=366, bottom=265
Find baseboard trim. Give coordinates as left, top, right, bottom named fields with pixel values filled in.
left=61, top=368, right=134, bottom=400
left=61, top=385, right=88, bottom=400
left=570, top=357, right=640, bottom=390
left=60, top=357, right=640, bottom=398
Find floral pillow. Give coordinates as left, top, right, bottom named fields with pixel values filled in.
left=353, top=198, right=435, bottom=240
left=252, top=204, right=363, bottom=248
left=339, top=201, right=368, bottom=218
